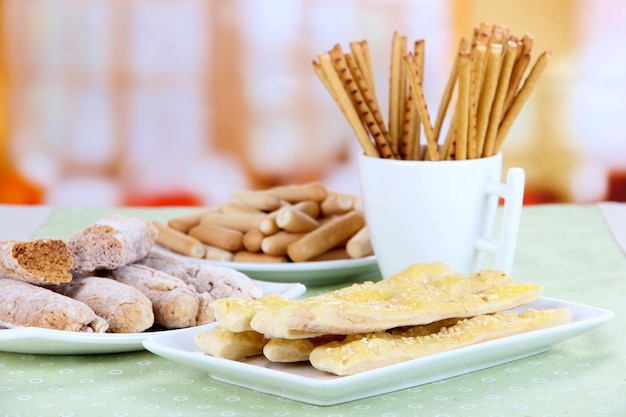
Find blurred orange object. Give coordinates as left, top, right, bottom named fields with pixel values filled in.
left=607, top=170, right=626, bottom=202
left=0, top=169, right=44, bottom=204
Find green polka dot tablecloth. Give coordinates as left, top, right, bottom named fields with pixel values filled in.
left=1, top=204, right=625, bottom=416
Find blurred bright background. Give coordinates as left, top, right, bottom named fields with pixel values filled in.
left=0, top=0, right=625, bottom=207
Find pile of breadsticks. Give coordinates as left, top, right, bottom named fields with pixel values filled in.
left=313, top=22, right=549, bottom=160
left=0, top=215, right=262, bottom=333
left=195, top=262, right=571, bottom=375
left=156, top=182, right=372, bottom=263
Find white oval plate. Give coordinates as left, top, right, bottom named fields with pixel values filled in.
left=0, top=280, right=306, bottom=355
left=192, top=256, right=381, bottom=286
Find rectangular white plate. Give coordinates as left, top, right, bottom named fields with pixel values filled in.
left=143, top=297, right=614, bottom=405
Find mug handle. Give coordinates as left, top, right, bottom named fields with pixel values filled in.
left=475, top=167, right=526, bottom=273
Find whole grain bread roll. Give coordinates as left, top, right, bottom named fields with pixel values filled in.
left=68, top=215, right=157, bottom=272
left=137, top=247, right=263, bottom=324
left=104, top=264, right=199, bottom=329
left=0, top=239, right=74, bottom=285
left=53, top=276, right=154, bottom=333
left=0, top=278, right=108, bottom=333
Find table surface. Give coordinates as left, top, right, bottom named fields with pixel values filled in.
left=1, top=204, right=625, bottom=416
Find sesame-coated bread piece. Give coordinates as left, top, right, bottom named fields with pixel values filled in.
left=68, top=215, right=157, bottom=272
left=0, top=239, right=73, bottom=285
left=0, top=278, right=108, bottom=332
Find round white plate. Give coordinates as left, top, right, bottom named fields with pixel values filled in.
left=0, top=280, right=306, bottom=355
left=192, top=256, right=381, bottom=286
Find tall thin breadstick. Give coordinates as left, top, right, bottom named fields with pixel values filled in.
left=403, top=53, right=439, bottom=160
left=493, top=51, right=551, bottom=154
left=502, top=51, right=531, bottom=114
left=350, top=40, right=378, bottom=103
left=433, top=37, right=469, bottom=146
left=455, top=51, right=472, bottom=160
left=475, top=43, right=503, bottom=157
left=401, top=39, right=424, bottom=160
left=482, top=40, right=518, bottom=157
left=467, top=43, right=487, bottom=158
left=389, top=32, right=406, bottom=154
left=328, top=45, right=396, bottom=159
left=345, top=53, right=388, bottom=140
left=314, top=54, right=379, bottom=157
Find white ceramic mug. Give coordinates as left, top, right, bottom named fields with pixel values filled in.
left=358, top=153, right=525, bottom=278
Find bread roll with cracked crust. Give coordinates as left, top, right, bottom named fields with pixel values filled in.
left=54, top=276, right=154, bottom=333
left=137, top=247, right=262, bottom=324
left=0, top=239, right=73, bottom=285
left=0, top=278, right=108, bottom=332
left=105, top=264, right=198, bottom=329
left=68, top=215, right=157, bottom=272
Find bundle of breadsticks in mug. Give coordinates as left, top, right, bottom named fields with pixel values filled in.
left=313, top=22, right=550, bottom=160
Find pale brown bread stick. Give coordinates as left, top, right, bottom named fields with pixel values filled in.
left=188, top=223, right=243, bottom=252
left=493, top=51, right=551, bottom=154
left=474, top=43, right=503, bottom=157
left=344, top=53, right=390, bottom=148
left=389, top=32, right=406, bottom=154
left=329, top=44, right=396, bottom=159
left=502, top=52, right=531, bottom=115
left=167, top=211, right=206, bottom=233
left=433, top=37, right=469, bottom=149
left=404, top=53, right=439, bottom=160
left=275, top=206, right=319, bottom=233
left=346, top=225, right=373, bottom=258
left=404, top=39, right=425, bottom=160
left=195, top=326, right=268, bottom=361
left=287, top=210, right=366, bottom=262
left=199, top=212, right=265, bottom=232
left=350, top=40, right=378, bottom=104
left=220, top=200, right=265, bottom=215
left=467, top=43, right=487, bottom=159
left=233, top=251, right=287, bottom=263
left=320, top=192, right=353, bottom=216
left=314, top=53, right=380, bottom=157
left=455, top=51, right=472, bottom=160
left=270, top=182, right=328, bottom=203
left=228, top=190, right=282, bottom=212
left=309, top=248, right=350, bottom=261
left=482, top=40, right=518, bottom=157
left=243, top=228, right=264, bottom=252
left=261, top=231, right=306, bottom=256
left=292, top=200, right=320, bottom=218
left=204, top=244, right=235, bottom=262
left=152, top=221, right=205, bottom=258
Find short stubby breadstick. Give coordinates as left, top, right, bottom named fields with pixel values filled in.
left=276, top=206, right=319, bottom=233
left=243, top=229, right=264, bottom=252
left=287, top=211, right=366, bottom=262
left=261, top=231, right=306, bottom=256
left=270, top=182, right=328, bottom=203
left=167, top=211, right=206, bottom=233
left=320, top=193, right=353, bottom=216
left=204, top=245, right=235, bottom=262
left=229, top=190, right=282, bottom=212
left=234, top=251, right=287, bottom=263
left=200, top=212, right=265, bottom=232
left=152, top=221, right=205, bottom=258
left=188, top=223, right=243, bottom=252
left=346, top=226, right=373, bottom=258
